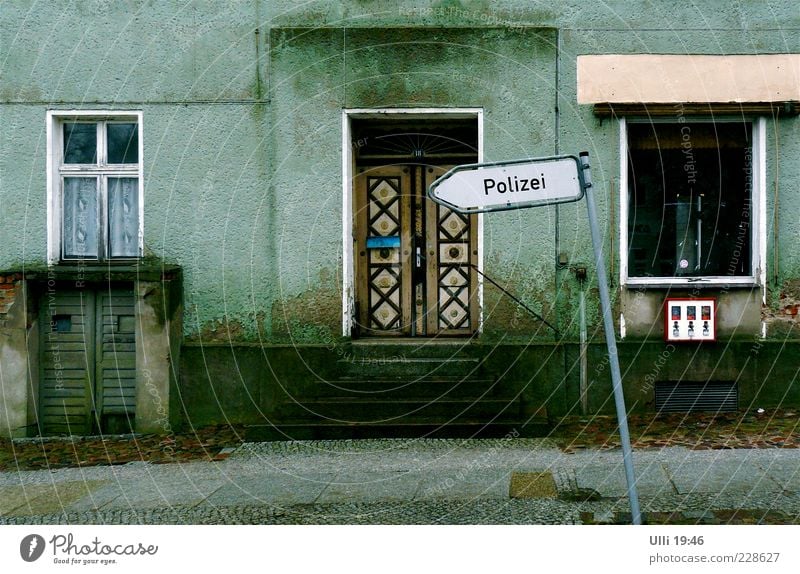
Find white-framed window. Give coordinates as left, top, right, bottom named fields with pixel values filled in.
left=620, top=116, right=765, bottom=286
left=47, top=111, right=143, bottom=263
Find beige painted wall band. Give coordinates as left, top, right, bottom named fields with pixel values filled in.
left=577, top=54, right=800, bottom=104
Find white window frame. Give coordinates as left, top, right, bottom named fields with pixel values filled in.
left=619, top=116, right=766, bottom=289
left=341, top=108, right=484, bottom=337
left=47, top=110, right=144, bottom=264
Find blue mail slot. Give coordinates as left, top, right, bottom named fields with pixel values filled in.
left=366, top=236, right=401, bottom=249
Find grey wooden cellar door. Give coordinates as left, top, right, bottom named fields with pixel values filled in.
left=39, top=286, right=136, bottom=435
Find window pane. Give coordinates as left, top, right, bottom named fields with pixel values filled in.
left=63, top=123, right=97, bottom=164
left=627, top=122, right=752, bottom=278
left=107, top=123, right=139, bottom=164
left=108, top=177, right=139, bottom=257
left=63, top=177, right=98, bottom=258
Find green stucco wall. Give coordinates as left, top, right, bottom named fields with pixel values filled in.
left=4, top=1, right=800, bottom=344
left=3, top=1, right=800, bottom=429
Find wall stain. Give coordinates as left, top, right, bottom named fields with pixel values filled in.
left=271, top=268, right=341, bottom=343
left=480, top=261, right=556, bottom=340
left=763, top=279, right=800, bottom=336
left=193, top=317, right=248, bottom=342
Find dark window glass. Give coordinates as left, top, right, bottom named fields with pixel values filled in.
left=107, top=123, right=138, bottom=164
left=63, top=123, right=97, bottom=164
left=627, top=122, right=752, bottom=278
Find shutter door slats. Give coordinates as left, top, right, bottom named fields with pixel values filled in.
left=40, top=287, right=136, bottom=435
left=39, top=290, right=92, bottom=435
left=97, top=290, right=136, bottom=417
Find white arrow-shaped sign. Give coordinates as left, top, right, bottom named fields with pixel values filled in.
left=427, top=151, right=641, bottom=524
left=428, top=155, right=585, bottom=214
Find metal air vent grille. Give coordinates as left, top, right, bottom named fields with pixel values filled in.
left=655, top=381, right=737, bottom=413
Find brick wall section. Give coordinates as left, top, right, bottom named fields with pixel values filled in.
left=0, top=273, right=23, bottom=326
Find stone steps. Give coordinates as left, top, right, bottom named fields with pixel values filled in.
left=244, top=418, right=550, bottom=441
left=335, top=356, right=481, bottom=378
left=255, top=343, right=550, bottom=440
left=275, top=397, right=524, bottom=422
left=304, top=376, right=500, bottom=399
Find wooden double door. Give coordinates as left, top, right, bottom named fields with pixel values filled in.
left=39, top=286, right=136, bottom=435
left=355, top=164, right=479, bottom=337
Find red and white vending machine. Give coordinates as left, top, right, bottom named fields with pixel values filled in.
left=664, top=298, right=716, bottom=342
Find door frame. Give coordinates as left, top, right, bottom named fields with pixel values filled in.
left=341, top=108, right=484, bottom=337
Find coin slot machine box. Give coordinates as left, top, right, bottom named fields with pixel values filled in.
left=664, top=298, right=716, bottom=342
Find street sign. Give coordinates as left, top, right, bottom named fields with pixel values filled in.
left=428, top=155, right=584, bottom=214
left=427, top=151, right=642, bottom=525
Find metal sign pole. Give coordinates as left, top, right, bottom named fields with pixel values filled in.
left=427, top=151, right=641, bottom=524
left=579, top=151, right=642, bottom=525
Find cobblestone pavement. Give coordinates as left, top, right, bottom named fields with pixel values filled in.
left=5, top=410, right=800, bottom=472
left=2, top=438, right=800, bottom=525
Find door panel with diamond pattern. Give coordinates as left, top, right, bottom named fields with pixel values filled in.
left=355, top=165, right=477, bottom=337
left=355, top=168, right=413, bottom=335
left=425, top=165, right=478, bottom=335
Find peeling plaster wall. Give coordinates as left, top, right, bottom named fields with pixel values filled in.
left=268, top=26, right=558, bottom=341
left=0, top=277, right=31, bottom=438
left=0, top=2, right=271, bottom=343
left=135, top=277, right=182, bottom=434
left=1, top=2, right=800, bottom=369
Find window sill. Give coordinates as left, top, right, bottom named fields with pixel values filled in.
left=623, top=277, right=759, bottom=289
left=25, top=263, right=181, bottom=283
left=58, top=258, right=141, bottom=264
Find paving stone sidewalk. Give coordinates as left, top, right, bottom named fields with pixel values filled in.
left=2, top=438, right=800, bottom=525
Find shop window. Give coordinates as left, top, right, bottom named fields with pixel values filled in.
left=47, top=112, right=143, bottom=262
left=624, top=119, right=759, bottom=282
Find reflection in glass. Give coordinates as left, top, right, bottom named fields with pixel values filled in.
left=63, top=123, right=97, bottom=164
left=107, top=123, right=138, bottom=164
left=627, top=122, right=752, bottom=278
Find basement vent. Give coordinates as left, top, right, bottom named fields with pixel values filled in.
left=654, top=381, right=738, bottom=413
